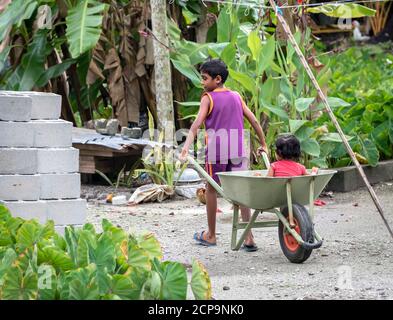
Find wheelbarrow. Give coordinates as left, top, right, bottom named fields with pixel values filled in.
left=186, top=154, right=336, bottom=263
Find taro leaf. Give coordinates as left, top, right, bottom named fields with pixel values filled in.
left=137, top=233, right=162, bottom=261
left=289, top=120, right=309, bottom=134
left=36, top=59, right=76, bottom=87
left=110, top=274, right=140, bottom=300
left=307, top=4, right=376, bottom=18
left=40, top=247, right=74, bottom=272
left=320, top=133, right=354, bottom=143
left=91, top=234, right=116, bottom=274
left=140, top=271, right=162, bottom=300
left=159, top=261, right=187, bottom=300
left=66, top=0, right=107, bottom=58
left=309, top=158, right=329, bottom=169
left=191, top=259, right=212, bottom=300
left=16, top=220, right=43, bottom=251
left=64, top=226, right=79, bottom=266
left=359, top=138, right=379, bottom=167
left=295, top=98, right=314, bottom=112
left=68, top=265, right=100, bottom=300
left=37, top=265, right=57, bottom=300
left=0, top=204, right=11, bottom=221
left=77, top=230, right=95, bottom=268
left=128, top=247, right=151, bottom=271
left=301, top=138, right=321, bottom=157
left=1, top=266, right=38, bottom=300
left=0, top=0, right=37, bottom=42
left=0, top=248, right=17, bottom=285
left=0, top=223, right=12, bottom=246
left=261, top=102, right=289, bottom=120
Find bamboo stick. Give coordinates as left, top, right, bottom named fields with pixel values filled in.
left=269, top=0, right=393, bottom=239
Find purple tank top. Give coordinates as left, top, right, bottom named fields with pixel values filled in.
left=203, top=89, right=245, bottom=163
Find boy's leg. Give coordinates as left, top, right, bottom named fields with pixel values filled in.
left=198, top=162, right=226, bottom=244
left=205, top=182, right=217, bottom=243
left=231, top=158, right=256, bottom=246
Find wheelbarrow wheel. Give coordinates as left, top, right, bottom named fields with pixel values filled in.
left=278, top=204, right=314, bottom=264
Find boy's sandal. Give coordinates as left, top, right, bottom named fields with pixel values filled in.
left=193, top=231, right=217, bottom=247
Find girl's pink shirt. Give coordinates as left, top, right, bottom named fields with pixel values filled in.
left=271, top=160, right=307, bottom=177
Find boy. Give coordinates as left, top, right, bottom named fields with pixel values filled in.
left=180, top=59, right=268, bottom=251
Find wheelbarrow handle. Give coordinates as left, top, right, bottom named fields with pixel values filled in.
left=261, top=151, right=270, bottom=169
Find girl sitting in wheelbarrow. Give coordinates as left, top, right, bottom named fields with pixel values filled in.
left=180, top=59, right=268, bottom=251
left=267, top=134, right=318, bottom=177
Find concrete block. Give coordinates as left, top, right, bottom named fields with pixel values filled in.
left=0, top=91, right=61, bottom=120
left=3, top=200, right=47, bottom=224
left=40, top=173, right=81, bottom=199
left=0, top=175, right=40, bottom=201
left=0, top=148, right=38, bottom=174
left=0, top=94, right=32, bottom=121
left=0, top=120, right=72, bottom=148
left=0, top=121, right=35, bottom=147
left=46, top=199, right=86, bottom=225
left=55, top=224, right=83, bottom=236
left=33, top=120, right=72, bottom=147
left=326, top=160, right=393, bottom=192
left=37, top=148, right=79, bottom=173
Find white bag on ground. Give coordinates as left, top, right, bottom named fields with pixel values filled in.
left=128, top=184, right=175, bottom=204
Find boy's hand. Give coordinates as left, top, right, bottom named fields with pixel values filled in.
left=179, top=147, right=189, bottom=162
left=257, top=145, right=269, bottom=157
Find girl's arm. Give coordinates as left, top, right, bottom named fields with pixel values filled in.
left=180, top=95, right=210, bottom=160
left=267, top=166, right=274, bottom=177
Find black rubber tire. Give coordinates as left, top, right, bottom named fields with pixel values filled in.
left=278, top=204, right=314, bottom=264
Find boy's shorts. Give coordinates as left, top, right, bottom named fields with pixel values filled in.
left=205, top=158, right=249, bottom=185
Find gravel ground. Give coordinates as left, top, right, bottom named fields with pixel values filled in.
left=82, top=182, right=393, bottom=300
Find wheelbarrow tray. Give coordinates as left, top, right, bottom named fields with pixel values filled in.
left=217, top=170, right=336, bottom=210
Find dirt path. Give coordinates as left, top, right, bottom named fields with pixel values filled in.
left=83, top=182, right=393, bottom=300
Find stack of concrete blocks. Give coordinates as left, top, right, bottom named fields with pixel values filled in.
left=0, top=91, right=86, bottom=235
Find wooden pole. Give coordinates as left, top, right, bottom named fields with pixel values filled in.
left=269, top=0, right=393, bottom=239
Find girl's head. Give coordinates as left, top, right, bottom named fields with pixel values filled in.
left=199, top=59, right=228, bottom=92
left=275, top=134, right=301, bottom=161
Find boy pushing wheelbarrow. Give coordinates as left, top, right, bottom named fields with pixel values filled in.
left=180, top=59, right=268, bottom=252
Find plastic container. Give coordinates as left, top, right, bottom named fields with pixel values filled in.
left=111, top=195, right=127, bottom=205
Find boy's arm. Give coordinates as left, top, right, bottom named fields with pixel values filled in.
left=180, top=95, right=210, bottom=160
left=243, top=105, right=268, bottom=155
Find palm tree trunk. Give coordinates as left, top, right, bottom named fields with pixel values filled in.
left=150, top=0, right=175, bottom=145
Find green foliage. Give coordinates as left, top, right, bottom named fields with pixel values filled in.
left=0, top=205, right=211, bottom=300
left=317, top=45, right=393, bottom=167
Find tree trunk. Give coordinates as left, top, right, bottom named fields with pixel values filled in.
left=150, top=0, right=175, bottom=145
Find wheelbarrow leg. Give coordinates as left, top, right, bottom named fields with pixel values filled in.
left=286, top=181, right=295, bottom=228
left=232, top=209, right=260, bottom=251
left=231, top=205, right=240, bottom=250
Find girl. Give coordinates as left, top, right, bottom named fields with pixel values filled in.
left=267, top=134, right=317, bottom=177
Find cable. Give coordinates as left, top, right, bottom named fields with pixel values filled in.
left=200, top=0, right=393, bottom=10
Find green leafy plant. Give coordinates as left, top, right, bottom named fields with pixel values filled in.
left=0, top=205, right=211, bottom=300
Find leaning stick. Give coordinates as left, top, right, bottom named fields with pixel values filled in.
left=269, top=0, right=393, bottom=239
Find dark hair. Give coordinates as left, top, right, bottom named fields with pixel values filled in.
left=199, top=59, right=229, bottom=83
left=275, top=134, right=301, bottom=160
